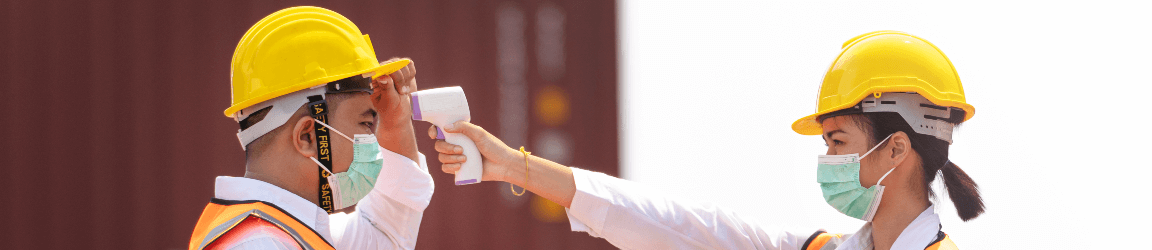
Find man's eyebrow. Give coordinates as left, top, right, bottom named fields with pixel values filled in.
left=824, top=129, right=845, bottom=140
left=362, top=108, right=377, bottom=118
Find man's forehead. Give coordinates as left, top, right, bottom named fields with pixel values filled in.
left=339, top=93, right=372, bottom=103
left=330, top=93, right=375, bottom=114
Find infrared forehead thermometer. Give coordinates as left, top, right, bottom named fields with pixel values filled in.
left=410, top=86, right=483, bottom=185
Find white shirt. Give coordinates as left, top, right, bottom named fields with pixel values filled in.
left=212, top=149, right=433, bottom=250
left=564, top=168, right=943, bottom=250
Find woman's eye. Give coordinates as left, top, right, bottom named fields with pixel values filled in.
left=833, top=140, right=844, bottom=145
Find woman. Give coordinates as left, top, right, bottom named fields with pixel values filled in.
left=432, top=31, right=982, bottom=250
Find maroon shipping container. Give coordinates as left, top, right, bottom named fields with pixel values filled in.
left=0, top=0, right=617, bottom=249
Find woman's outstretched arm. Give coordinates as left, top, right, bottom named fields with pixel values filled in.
left=428, top=121, right=812, bottom=250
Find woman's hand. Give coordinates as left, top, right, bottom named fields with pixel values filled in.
left=427, top=121, right=522, bottom=182
left=428, top=120, right=578, bottom=207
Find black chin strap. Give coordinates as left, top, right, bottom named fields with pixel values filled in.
left=308, top=75, right=375, bottom=213
left=307, top=95, right=335, bottom=213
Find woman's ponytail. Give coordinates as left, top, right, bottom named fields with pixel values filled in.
left=858, top=112, right=985, bottom=221
left=940, top=161, right=984, bottom=221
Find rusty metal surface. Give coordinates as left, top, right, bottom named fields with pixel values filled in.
left=0, top=0, right=617, bottom=249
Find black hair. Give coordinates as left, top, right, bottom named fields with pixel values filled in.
left=853, top=112, right=985, bottom=221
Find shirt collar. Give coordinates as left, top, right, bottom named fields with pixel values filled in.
left=839, top=205, right=941, bottom=250
left=890, top=205, right=942, bottom=249
left=214, top=176, right=334, bottom=243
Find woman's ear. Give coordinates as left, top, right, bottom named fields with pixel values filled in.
left=888, top=131, right=910, bottom=166
left=292, top=116, right=318, bottom=158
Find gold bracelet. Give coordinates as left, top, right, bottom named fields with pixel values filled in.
left=511, top=146, right=531, bottom=196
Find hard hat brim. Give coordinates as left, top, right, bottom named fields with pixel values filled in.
left=224, top=59, right=411, bottom=117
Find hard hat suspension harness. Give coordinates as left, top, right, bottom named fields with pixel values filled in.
left=817, top=92, right=964, bottom=144
left=324, top=74, right=375, bottom=94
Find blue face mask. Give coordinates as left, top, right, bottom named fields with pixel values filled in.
left=817, top=133, right=896, bottom=222
left=309, top=119, right=384, bottom=211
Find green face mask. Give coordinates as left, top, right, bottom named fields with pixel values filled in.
left=309, top=119, right=384, bottom=211
left=817, top=134, right=895, bottom=222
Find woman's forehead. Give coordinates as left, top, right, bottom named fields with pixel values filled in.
left=821, top=116, right=863, bottom=136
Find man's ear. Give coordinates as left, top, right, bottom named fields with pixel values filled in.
left=888, top=131, right=910, bottom=166
left=292, top=116, right=318, bottom=158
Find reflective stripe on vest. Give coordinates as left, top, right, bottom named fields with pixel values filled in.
left=189, top=198, right=334, bottom=250
left=208, top=215, right=301, bottom=249
left=802, top=230, right=958, bottom=250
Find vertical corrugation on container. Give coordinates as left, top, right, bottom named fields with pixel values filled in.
left=0, top=0, right=617, bottom=249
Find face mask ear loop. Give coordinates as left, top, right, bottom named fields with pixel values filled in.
left=876, top=165, right=898, bottom=186
left=864, top=133, right=897, bottom=186
left=312, top=118, right=354, bottom=142
left=310, top=157, right=336, bottom=176
left=859, top=133, right=895, bottom=160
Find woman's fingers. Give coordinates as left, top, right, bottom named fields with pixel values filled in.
left=441, top=163, right=461, bottom=174
left=434, top=140, right=462, bottom=154
left=427, top=125, right=438, bottom=139
left=439, top=153, right=466, bottom=164
left=442, top=121, right=485, bottom=142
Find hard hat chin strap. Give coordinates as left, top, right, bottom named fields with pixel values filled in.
left=306, top=94, right=337, bottom=213
left=304, top=73, right=374, bottom=214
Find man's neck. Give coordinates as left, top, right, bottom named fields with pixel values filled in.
left=869, top=186, right=930, bottom=250
left=244, top=157, right=320, bottom=207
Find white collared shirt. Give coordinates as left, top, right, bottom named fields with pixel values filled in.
left=213, top=149, right=433, bottom=250
left=564, top=168, right=943, bottom=250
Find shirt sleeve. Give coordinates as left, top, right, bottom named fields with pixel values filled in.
left=564, top=167, right=811, bottom=250
left=335, top=150, right=434, bottom=250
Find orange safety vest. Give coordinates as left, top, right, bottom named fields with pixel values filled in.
left=189, top=198, right=335, bottom=250
left=802, top=230, right=958, bottom=250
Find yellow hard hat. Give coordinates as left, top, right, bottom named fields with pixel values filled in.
left=791, top=31, right=976, bottom=135
left=225, top=6, right=410, bottom=117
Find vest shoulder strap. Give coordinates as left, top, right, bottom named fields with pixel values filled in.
left=189, top=198, right=334, bottom=250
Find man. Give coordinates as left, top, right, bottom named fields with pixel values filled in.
left=188, top=6, right=433, bottom=249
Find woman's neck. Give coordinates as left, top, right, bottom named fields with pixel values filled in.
left=869, top=188, right=930, bottom=250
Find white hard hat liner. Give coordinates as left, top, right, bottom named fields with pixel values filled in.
left=234, top=86, right=327, bottom=150
left=818, top=92, right=961, bottom=144
left=860, top=92, right=959, bottom=144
